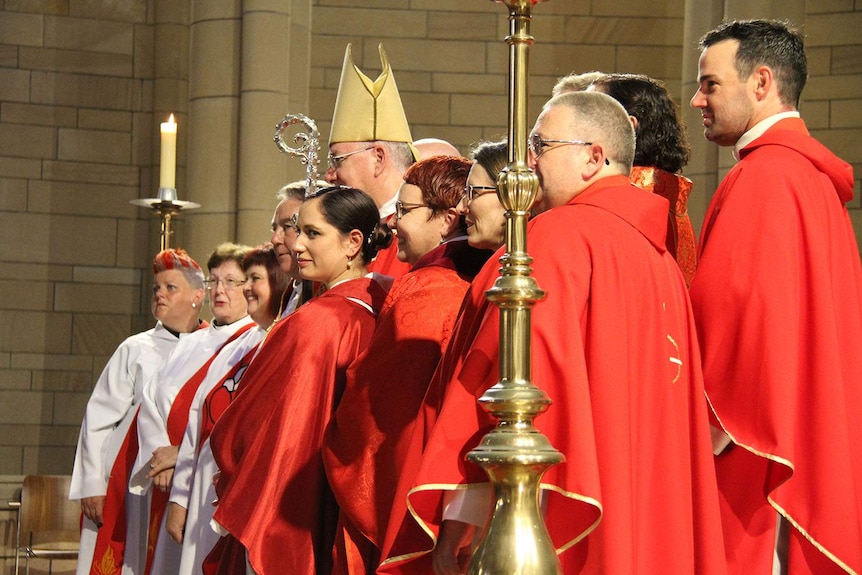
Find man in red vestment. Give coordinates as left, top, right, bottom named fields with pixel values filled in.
left=323, top=44, right=417, bottom=279
left=392, top=91, right=727, bottom=575
left=689, top=19, right=862, bottom=575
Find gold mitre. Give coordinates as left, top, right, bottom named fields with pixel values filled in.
left=330, top=44, right=417, bottom=159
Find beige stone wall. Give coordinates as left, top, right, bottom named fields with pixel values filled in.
left=0, top=0, right=858, bottom=530
left=0, top=0, right=154, bottom=487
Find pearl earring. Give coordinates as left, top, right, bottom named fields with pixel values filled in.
left=192, top=302, right=197, bottom=308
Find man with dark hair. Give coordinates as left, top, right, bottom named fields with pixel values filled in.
left=690, top=18, right=862, bottom=575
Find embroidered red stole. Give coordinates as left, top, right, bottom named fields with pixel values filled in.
left=88, top=409, right=141, bottom=575
left=198, top=344, right=258, bottom=453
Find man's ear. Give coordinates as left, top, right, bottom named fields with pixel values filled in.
left=752, top=65, right=774, bottom=101
left=582, top=144, right=606, bottom=180
left=372, top=144, right=387, bottom=177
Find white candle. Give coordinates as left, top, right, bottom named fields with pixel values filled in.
left=159, top=114, right=177, bottom=189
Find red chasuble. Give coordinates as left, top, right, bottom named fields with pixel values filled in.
left=690, top=118, right=862, bottom=575
left=368, top=241, right=411, bottom=280
left=378, top=247, right=501, bottom=574
left=394, top=176, right=727, bottom=575
left=209, top=278, right=389, bottom=575
left=322, top=240, right=492, bottom=575
left=630, top=165, right=697, bottom=286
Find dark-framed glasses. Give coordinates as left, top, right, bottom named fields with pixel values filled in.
left=463, top=184, right=497, bottom=202
left=394, top=200, right=430, bottom=220
left=528, top=133, right=593, bottom=158
left=203, top=277, right=246, bottom=290
left=327, top=146, right=375, bottom=170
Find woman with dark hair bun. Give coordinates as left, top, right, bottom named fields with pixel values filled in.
left=589, top=73, right=697, bottom=284
left=208, top=187, right=392, bottom=575
left=322, top=156, right=494, bottom=574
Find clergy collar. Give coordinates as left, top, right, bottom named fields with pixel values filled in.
left=733, top=111, right=800, bottom=161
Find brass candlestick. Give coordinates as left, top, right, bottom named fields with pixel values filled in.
left=131, top=187, right=200, bottom=251
left=465, top=1, right=563, bottom=574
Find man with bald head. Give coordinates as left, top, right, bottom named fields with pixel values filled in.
left=394, top=91, right=725, bottom=575
left=413, top=137, right=460, bottom=159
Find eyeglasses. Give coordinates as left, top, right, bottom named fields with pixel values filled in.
left=528, top=133, right=593, bottom=158
left=463, top=184, right=497, bottom=202
left=271, top=213, right=299, bottom=236
left=327, top=146, right=375, bottom=170
left=203, top=277, right=246, bottom=290
left=394, top=200, right=430, bottom=220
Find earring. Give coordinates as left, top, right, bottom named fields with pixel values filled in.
left=347, top=256, right=353, bottom=270
left=192, top=302, right=197, bottom=308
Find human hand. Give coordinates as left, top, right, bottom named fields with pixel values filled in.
left=81, top=495, right=106, bottom=527
left=432, top=520, right=475, bottom=575
left=147, top=445, right=179, bottom=477
left=165, top=502, right=188, bottom=543
left=153, top=468, right=174, bottom=493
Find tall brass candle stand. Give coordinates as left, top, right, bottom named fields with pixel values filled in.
left=131, top=187, right=200, bottom=251
left=465, top=1, right=564, bottom=574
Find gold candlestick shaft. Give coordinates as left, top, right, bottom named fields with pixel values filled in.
left=465, top=1, right=563, bottom=574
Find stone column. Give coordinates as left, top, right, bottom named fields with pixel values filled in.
left=236, top=0, right=311, bottom=246
left=680, top=0, right=724, bottom=232
left=185, top=0, right=242, bottom=264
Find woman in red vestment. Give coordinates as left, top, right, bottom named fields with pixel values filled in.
left=322, top=156, right=494, bottom=575
left=207, top=187, right=392, bottom=575
left=377, top=141, right=510, bottom=575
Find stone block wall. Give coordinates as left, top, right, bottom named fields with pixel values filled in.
left=0, top=0, right=154, bottom=497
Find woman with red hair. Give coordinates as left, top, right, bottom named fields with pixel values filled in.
left=322, top=155, right=494, bottom=575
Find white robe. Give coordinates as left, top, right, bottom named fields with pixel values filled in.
left=70, top=322, right=185, bottom=575
left=170, top=326, right=264, bottom=575
left=131, top=316, right=256, bottom=574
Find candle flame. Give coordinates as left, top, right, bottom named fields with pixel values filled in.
left=168, top=113, right=175, bottom=123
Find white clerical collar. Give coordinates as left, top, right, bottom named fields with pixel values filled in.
left=732, top=111, right=800, bottom=161
left=281, top=280, right=303, bottom=318
left=379, top=194, right=397, bottom=220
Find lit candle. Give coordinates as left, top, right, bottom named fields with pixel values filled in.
left=159, top=114, right=177, bottom=189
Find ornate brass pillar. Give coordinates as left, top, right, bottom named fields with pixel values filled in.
left=465, top=1, right=563, bottom=574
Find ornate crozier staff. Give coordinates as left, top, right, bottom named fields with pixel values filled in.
left=274, top=113, right=321, bottom=304
left=274, top=113, right=321, bottom=198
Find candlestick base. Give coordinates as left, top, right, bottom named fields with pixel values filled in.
left=131, top=187, right=200, bottom=250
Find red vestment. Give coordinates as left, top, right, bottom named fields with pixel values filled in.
left=368, top=241, right=411, bottom=280
left=394, top=175, right=727, bottom=574
left=209, top=278, right=389, bottom=575
left=630, top=165, right=697, bottom=285
left=322, top=240, right=492, bottom=575
left=690, top=118, right=862, bottom=575
left=378, top=248, right=501, bottom=574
